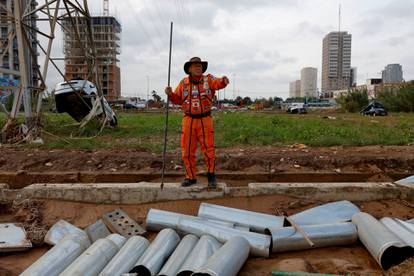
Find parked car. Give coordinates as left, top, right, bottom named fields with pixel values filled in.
left=54, top=80, right=118, bottom=126
left=360, top=101, right=388, bottom=116
left=287, top=103, right=307, bottom=114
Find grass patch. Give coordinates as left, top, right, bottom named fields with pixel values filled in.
left=1, top=111, right=414, bottom=151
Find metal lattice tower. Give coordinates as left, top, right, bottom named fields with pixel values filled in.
left=0, top=0, right=111, bottom=143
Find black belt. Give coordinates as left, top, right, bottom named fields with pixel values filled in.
left=185, top=112, right=211, bottom=118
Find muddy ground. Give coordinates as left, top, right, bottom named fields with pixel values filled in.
left=1, top=195, right=414, bottom=276
left=1, top=145, right=413, bottom=174
left=1, top=145, right=414, bottom=275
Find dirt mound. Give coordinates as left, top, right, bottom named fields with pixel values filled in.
left=386, top=257, right=414, bottom=276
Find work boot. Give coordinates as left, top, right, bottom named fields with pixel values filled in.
left=207, top=173, right=217, bottom=188
left=181, top=178, right=197, bottom=187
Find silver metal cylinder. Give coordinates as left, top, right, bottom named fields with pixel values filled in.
left=177, top=235, right=221, bottom=276
left=99, top=236, right=150, bottom=276
left=352, top=212, right=414, bottom=269
left=146, top=209, right=244, bottom=233
left=266, top=222, right=357, bottom=253
left=130, top=228, right=180, bottom=276
left=198, top=203, right=285, bottom=233
left=289, top=200, right=360, bottom=226
left=20, top=233, right=91, bottom=276
left=192, top=236, right=250, bottom=276
left=60, top=234, right=126, bottom=276
left=380, top=217, right=414, bottom=247
left=177, top=216, right=271, bottom=257
left=158, top=234, right=199, bottom=276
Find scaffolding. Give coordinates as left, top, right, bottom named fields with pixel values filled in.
left=63, top=16, right=121, bottom=101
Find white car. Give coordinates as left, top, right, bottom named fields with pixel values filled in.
left=54, top=80, right=117, bottom=126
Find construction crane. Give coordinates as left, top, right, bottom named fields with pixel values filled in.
left=103, top=0, right=109, bottom=16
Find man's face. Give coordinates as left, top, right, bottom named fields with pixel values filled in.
left=189, top=63, right=203, bottom=77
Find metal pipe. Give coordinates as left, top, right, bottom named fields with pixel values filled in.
left=60, top=234, right=126, bottom=276
left=198, top=203, right=285, bottom=233
left=266, top=223, right=357, bottom=253
left=20, top=233, right=91, bottom=276
left=192, top=236, right=249, bottom=276
left=99, top=236, right=150, bottom=276
left=130, top=228, right=180, bottom=276
left=289, top=200, right=360, bottom=226
left=146, top=209, right=240, bottom=232
left=158, top=234, right=199, bottom=276
left=380, top=217, right=414, bottom=247
left=177, top=216, right=271, bottom=257
left=177, top=235, right=221, bottom=276
left=352, top=212, right=414, bottom=270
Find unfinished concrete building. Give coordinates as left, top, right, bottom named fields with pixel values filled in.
left=0, top=0, right=39, bottom=88
left=62, top=16, right=121, bottom=101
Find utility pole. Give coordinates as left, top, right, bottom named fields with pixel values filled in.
left=146, top=75, right=150, bottom=108
left=232, top=73, right=236, bottom=99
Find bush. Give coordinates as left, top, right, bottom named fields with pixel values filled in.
left=376, top=82, right=414, bottom=112
left=337, top=89, right=369, bottom=113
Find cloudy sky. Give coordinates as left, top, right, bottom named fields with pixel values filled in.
left=41, top=0, right=414, bottom=100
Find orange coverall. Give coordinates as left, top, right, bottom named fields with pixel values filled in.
left=169, top=74, right=227, bottom=180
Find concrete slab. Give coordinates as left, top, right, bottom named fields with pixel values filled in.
left=85, top=219, right=111, bottom=242
left=248, top=182, right=403, bottom=202
left=0, top=181, right=411, bottom=205
left=0, top=223, right=32, bottom=252
left=16, top=182, right=227, bottom=204
left=102, top=209, right=146, bottom=237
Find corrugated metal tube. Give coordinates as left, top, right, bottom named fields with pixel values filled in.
left=20, top=233, right=90, bottom=276
left=177, top=216, right=271, bottom=257
left=198, top=203, right=285, bottom=233
left=59, top=234, right=126, bottom=276
left=192, top=236, right=250, bottom=276
left=130, top=228, right=180, bottom=276
left=176, top=235, right=221, bottom=276
left=99, top=236, right=149, bottom=276
left=158, top=234, right=199, bottom=276
left=266, top=222, right=357, bottom=253
left=352, top=212, right=414, bottom=269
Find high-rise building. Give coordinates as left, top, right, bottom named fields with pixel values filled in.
left=382, top=64, right=403, bottom=84
left=300, top=67, right=318, bottom=98
left=350, top=67, right=357, bottom=87
left=0, top=0, right=39, bottom=86
left=63, top=16, right=121, bottom=101
left=289, top=80, right=301, bottom=98
left=321, top=31, right=352, bottom=95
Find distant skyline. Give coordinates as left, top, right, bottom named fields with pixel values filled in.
left=39, top=0, right=414, bottom=100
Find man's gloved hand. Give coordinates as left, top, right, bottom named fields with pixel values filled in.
left=165, top=86, right=173, bottom=96
left=222, top=76, right=230, bottom=86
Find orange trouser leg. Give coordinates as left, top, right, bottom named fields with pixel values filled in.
left=181, top=116, right=197, bottom=179
left=198, top=117, right=216, bottom=174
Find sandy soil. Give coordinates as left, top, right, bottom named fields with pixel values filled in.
left=1, top=195, right=413, bottom=275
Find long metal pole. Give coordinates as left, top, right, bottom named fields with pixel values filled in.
left=161, top=22, right=173, bottom=189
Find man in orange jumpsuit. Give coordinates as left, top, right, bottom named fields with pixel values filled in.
left=165, top=57, right=229, bottom=187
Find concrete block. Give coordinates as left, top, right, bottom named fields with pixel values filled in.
left=17, top=182, right=227, bottom=204
left=85, top=219, right=111, bottom=242
left=247, top=182, right=402, bottom=201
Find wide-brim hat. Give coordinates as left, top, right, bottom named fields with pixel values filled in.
left=184, top=57, right=208, bottom=75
